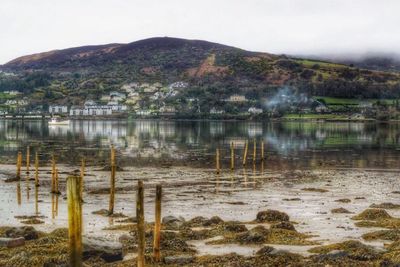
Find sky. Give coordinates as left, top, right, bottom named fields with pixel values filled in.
left=1, top=0, right=400, bottom=64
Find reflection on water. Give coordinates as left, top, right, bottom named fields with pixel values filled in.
left=0, top=119, right=400, bottom=169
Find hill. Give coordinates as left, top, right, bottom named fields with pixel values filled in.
left=0, top=37, right=400, bottom=117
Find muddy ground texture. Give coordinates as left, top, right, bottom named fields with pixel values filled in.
left=2, top=163, right=400, bottom=266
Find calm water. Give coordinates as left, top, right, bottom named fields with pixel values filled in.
left=0, top=119, right=399, bottom=169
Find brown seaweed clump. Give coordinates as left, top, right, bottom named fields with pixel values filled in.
left=20, top=218, right=44, bottom=225
left=0, top=228, right=69, bottom=266
left=370, top=203, right=400, bottom=209
left=362, top=230, right=400, bottom=241
left=255, top=209, right=289, bottom=222
left=301, top=188, right=329, bottom=193
left=331, top=208, right=352, bottom=214
left=352, top=209, right=392, bottom=221
left=308, top=240, right=381, bottom=261
left=351, top=209, right=400, bottom=229
left=208, top=225, right=317, bottom=246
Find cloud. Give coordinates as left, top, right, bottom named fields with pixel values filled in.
left=1, top=0, right=399, bottom=64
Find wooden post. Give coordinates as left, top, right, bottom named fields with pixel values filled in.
left=109, top=146, right=116, bottom=215
left=17, top=181, right=21, bottom=205
left=26, top=146, right=30, bottom=174
left=35, top=186, right=39, bottom=215
left=80, top=158, right=85, bottom=199
left=253, top=139, right=256, bottom=163
left=242, top=141, right=248, bottom=166
left=67, top=176, right=82, bottom=267
left=137, top=180, right=145, bottom=267
left=230, top=142, right=235, bottom=170
left=153, top=184, right=162, bottom=262
left=216, top=148, right=220, bottom=174
left=16, top=152, right=22, bottom=180
left=55, top=168, right=59, bottom=194
left=261, top=141, right=265, bottom=161
left=51, top=154, right=56, bottom=193
left=34, top=152, right=39, bottom=187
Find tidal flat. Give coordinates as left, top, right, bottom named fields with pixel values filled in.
left=2, top=162, right=400, bottom=266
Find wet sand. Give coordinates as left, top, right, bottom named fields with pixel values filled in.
left=1, top=162, right=400, bottom=258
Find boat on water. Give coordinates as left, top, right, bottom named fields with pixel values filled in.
left=48, top=118, right=70, bottom=125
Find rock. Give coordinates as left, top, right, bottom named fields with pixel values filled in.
left=5, top=226, right=39, bottom=240
left=256, top=210, right=289, bottom=222
left=236, top=226, right=269, bottom=244
left=224, top=222, right=248, bottom=232
left=162, top=216, right=184, bottom=228
left=187, top=216, right=208, bottom=226
left=315, top=250, right=349, bottom=261
left=256, top=246, right=276, bottom=256
left=271, top=221, right=296, bottom=231
left=203, top=216, right=224, bottom=226
left=0, top=237, right=25, bottom=248
left=164, top=255, right=194, bottom=265
left=83, top=237, right=123, bottom=263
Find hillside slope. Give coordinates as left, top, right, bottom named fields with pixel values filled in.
left=0, top=37, right=400, bottom=115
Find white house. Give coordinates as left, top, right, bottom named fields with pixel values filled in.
left=226, top=94, right=247, bottom=102
left=248, top=107, right=263, bottom=114
left=107, top=101, right=127, bottom=111
left=210, top=107, right=225, bottom=114
left=70, top=105, right=112, bottom=116
left=49, top=105, right=68, bottom=114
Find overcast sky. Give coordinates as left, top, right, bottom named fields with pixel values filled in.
left=1, top=0, right=399, bottom=64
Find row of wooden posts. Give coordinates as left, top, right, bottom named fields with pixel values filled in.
left=216, top=139, right=265, bottom=174
left=15, top=147, right=85, bottom=195
left=15, top=145, right=160, bottom=267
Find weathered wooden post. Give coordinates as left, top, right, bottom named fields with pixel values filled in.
left=253, top=138, right=256, bottom=163
left=34, top=152, right=39, bottom=187
left=35, top=186, right=39, bottom=215
left=67, top=176, right=82, bottom=267
left=216, top=148, right=220, bottom=174
left=261, top=140, right=265, bottom=161
left=80, top=158, right=85, bottom=199
left=26, top=146, right=30, bottom=174
left=17, top=181, right=21, bottom=205
left=16, top=152, right=22, bottom=180
left=153, top=184, right=162, bottom=262
left=137, top=180, right=145, bottom=267
left=242, top=141, right=248, bottom=166
left=109, top=146, right=116, bottom=215
left=51, top=154, right=56, bottom=193
left=230, top=142, right=235, bottom=170
left=54, top=168, right=59, bottom=194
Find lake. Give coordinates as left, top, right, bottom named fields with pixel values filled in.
left=0, top=119, right=399, bottom=170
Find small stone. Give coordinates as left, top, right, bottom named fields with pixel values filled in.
left=256, top=246, right=276, bottom=256
left=5, top=226, right=39, bottom=240
left=83, top=237, right=123, bottom=263
left=164, top=255, right=194, bottom=265
left=0, top=237, right=25, bottom=248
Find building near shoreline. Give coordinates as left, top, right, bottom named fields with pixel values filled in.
left=225, top=94, right=247, bottom=102
left=49, top=105, right=68, bottom=114
left=248, top=107, right=263, bottom=114
left=69, top=100, right=126, bottom=116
